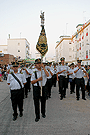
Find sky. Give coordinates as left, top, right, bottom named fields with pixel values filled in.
left=0, top=0, right=90, bottom=58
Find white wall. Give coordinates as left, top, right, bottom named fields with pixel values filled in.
left=7, top=38, right=30, bottom=59
left=0, top=45, right=8, bottom=54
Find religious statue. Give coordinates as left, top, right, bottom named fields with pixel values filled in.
left=40, top=11, right=45, bottom=27
left=36, top=11, right=48, bottom=56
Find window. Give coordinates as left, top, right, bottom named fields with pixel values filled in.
left=86, top=50, right=88, bottom=59
left=18, top=50, right=20, bottom=52
left=18, top=43, right=20, bottom=46
left=69, top=56, right=72, bottom=59
left=82, top=43, right=84, bottom=46
left=82, top=52, right=84, bottom=58
left=79, top=38, right=81, bottom=41
left=86, top=32, right=88, bottom=36
left=86, top=50, right=88, bottom=55
left=80, top=43, right=81, bottom=50
left=82, top=36, right=84, bottom=39
left=80, top=53, right=81, bottom=57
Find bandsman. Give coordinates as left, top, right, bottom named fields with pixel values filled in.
left=45, top=62, right=53, bottom=98
left=20, top=64, right=32, bottom=98
left=74, top=60, right=87, bottom=100
left=31, top=59, right=49, bottom=122
left=52, top=63, right=57, bottom=87
left=7, top=62, right=26, bottom=121
left=68, top=63, right=75, bottom=94
left=57, top=62, right=61, bottom=94
left=57, top=57, right=69, bottom=100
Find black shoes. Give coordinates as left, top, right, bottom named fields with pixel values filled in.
left=77, top=98, right=86, bottom=100
left=35, top=114, right=46, bottom=122
left=82, top=98, right=86, bottom=100
left=13, top=115, right=17, bottom=121
left=19, top=112, right=23, bottom=117
left=13, top=113, right=18, bottom=121
left=42, top=114, right=46, bottom=118
left=13, top=112, right=23, bottom=121
left=63, top=95, right=66, bottom=98
left=35, top=118, right=39, bottom=122
left=60, top=95, right=66, bottom=100
left=60, top=97, right=63, bottom=100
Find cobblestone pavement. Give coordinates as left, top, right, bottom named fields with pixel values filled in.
left=0, top=81, right=90, bottom=135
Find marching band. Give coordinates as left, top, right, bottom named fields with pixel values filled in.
left=0, top=57, right=88, bottom=122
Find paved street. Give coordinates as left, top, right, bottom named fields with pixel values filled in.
left=0, top=81, right=90, bottom=135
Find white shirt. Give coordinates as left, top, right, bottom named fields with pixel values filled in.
left=45, top=66, right=53, bottom=79
left=9, top=69, right=14, bottom=73
left=22, top=68, right=29, bottom=79
left=7, top=72, right=26, bottom=90
left=57, top=65, right=61, bottom=77
left=32, top=66, right=35, bottom=71
left=68, top=68, right=75, bottom=79
left=18, top=68, right=21, bottom=73
left=57, top=65, right=69, bottom=76
left=74, top=67, right=86, bottom=78
left=27, top=68, right=33, bottom=77
left=31, top=68, right=47, bottom=86
left=53, top=67, right=57, bottom=74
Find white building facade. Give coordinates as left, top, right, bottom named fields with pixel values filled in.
left=55, top=19, right=90, bottom=65
left=55, top=36, right=72, bottom=63
left=7, top=38, right=30, bottom=59
left=71, top=20, right=90, bottom=65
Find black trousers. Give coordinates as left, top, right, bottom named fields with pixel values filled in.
left=47, top=78, right=52, bottom=97
left=33, top=85, right=47, bottom=119
left=75, top=78, right=85, bottom=99
left=70, top=78, right=75, bottom=93
left=24, top=79, right=28, bottom=97
left=11, top=89, right=24, bottom=116
left=59, top=76, right=67, bottom=97
left=52, top=74, right=57, bottom=87
left=27, top=77, right=31, bottom=90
